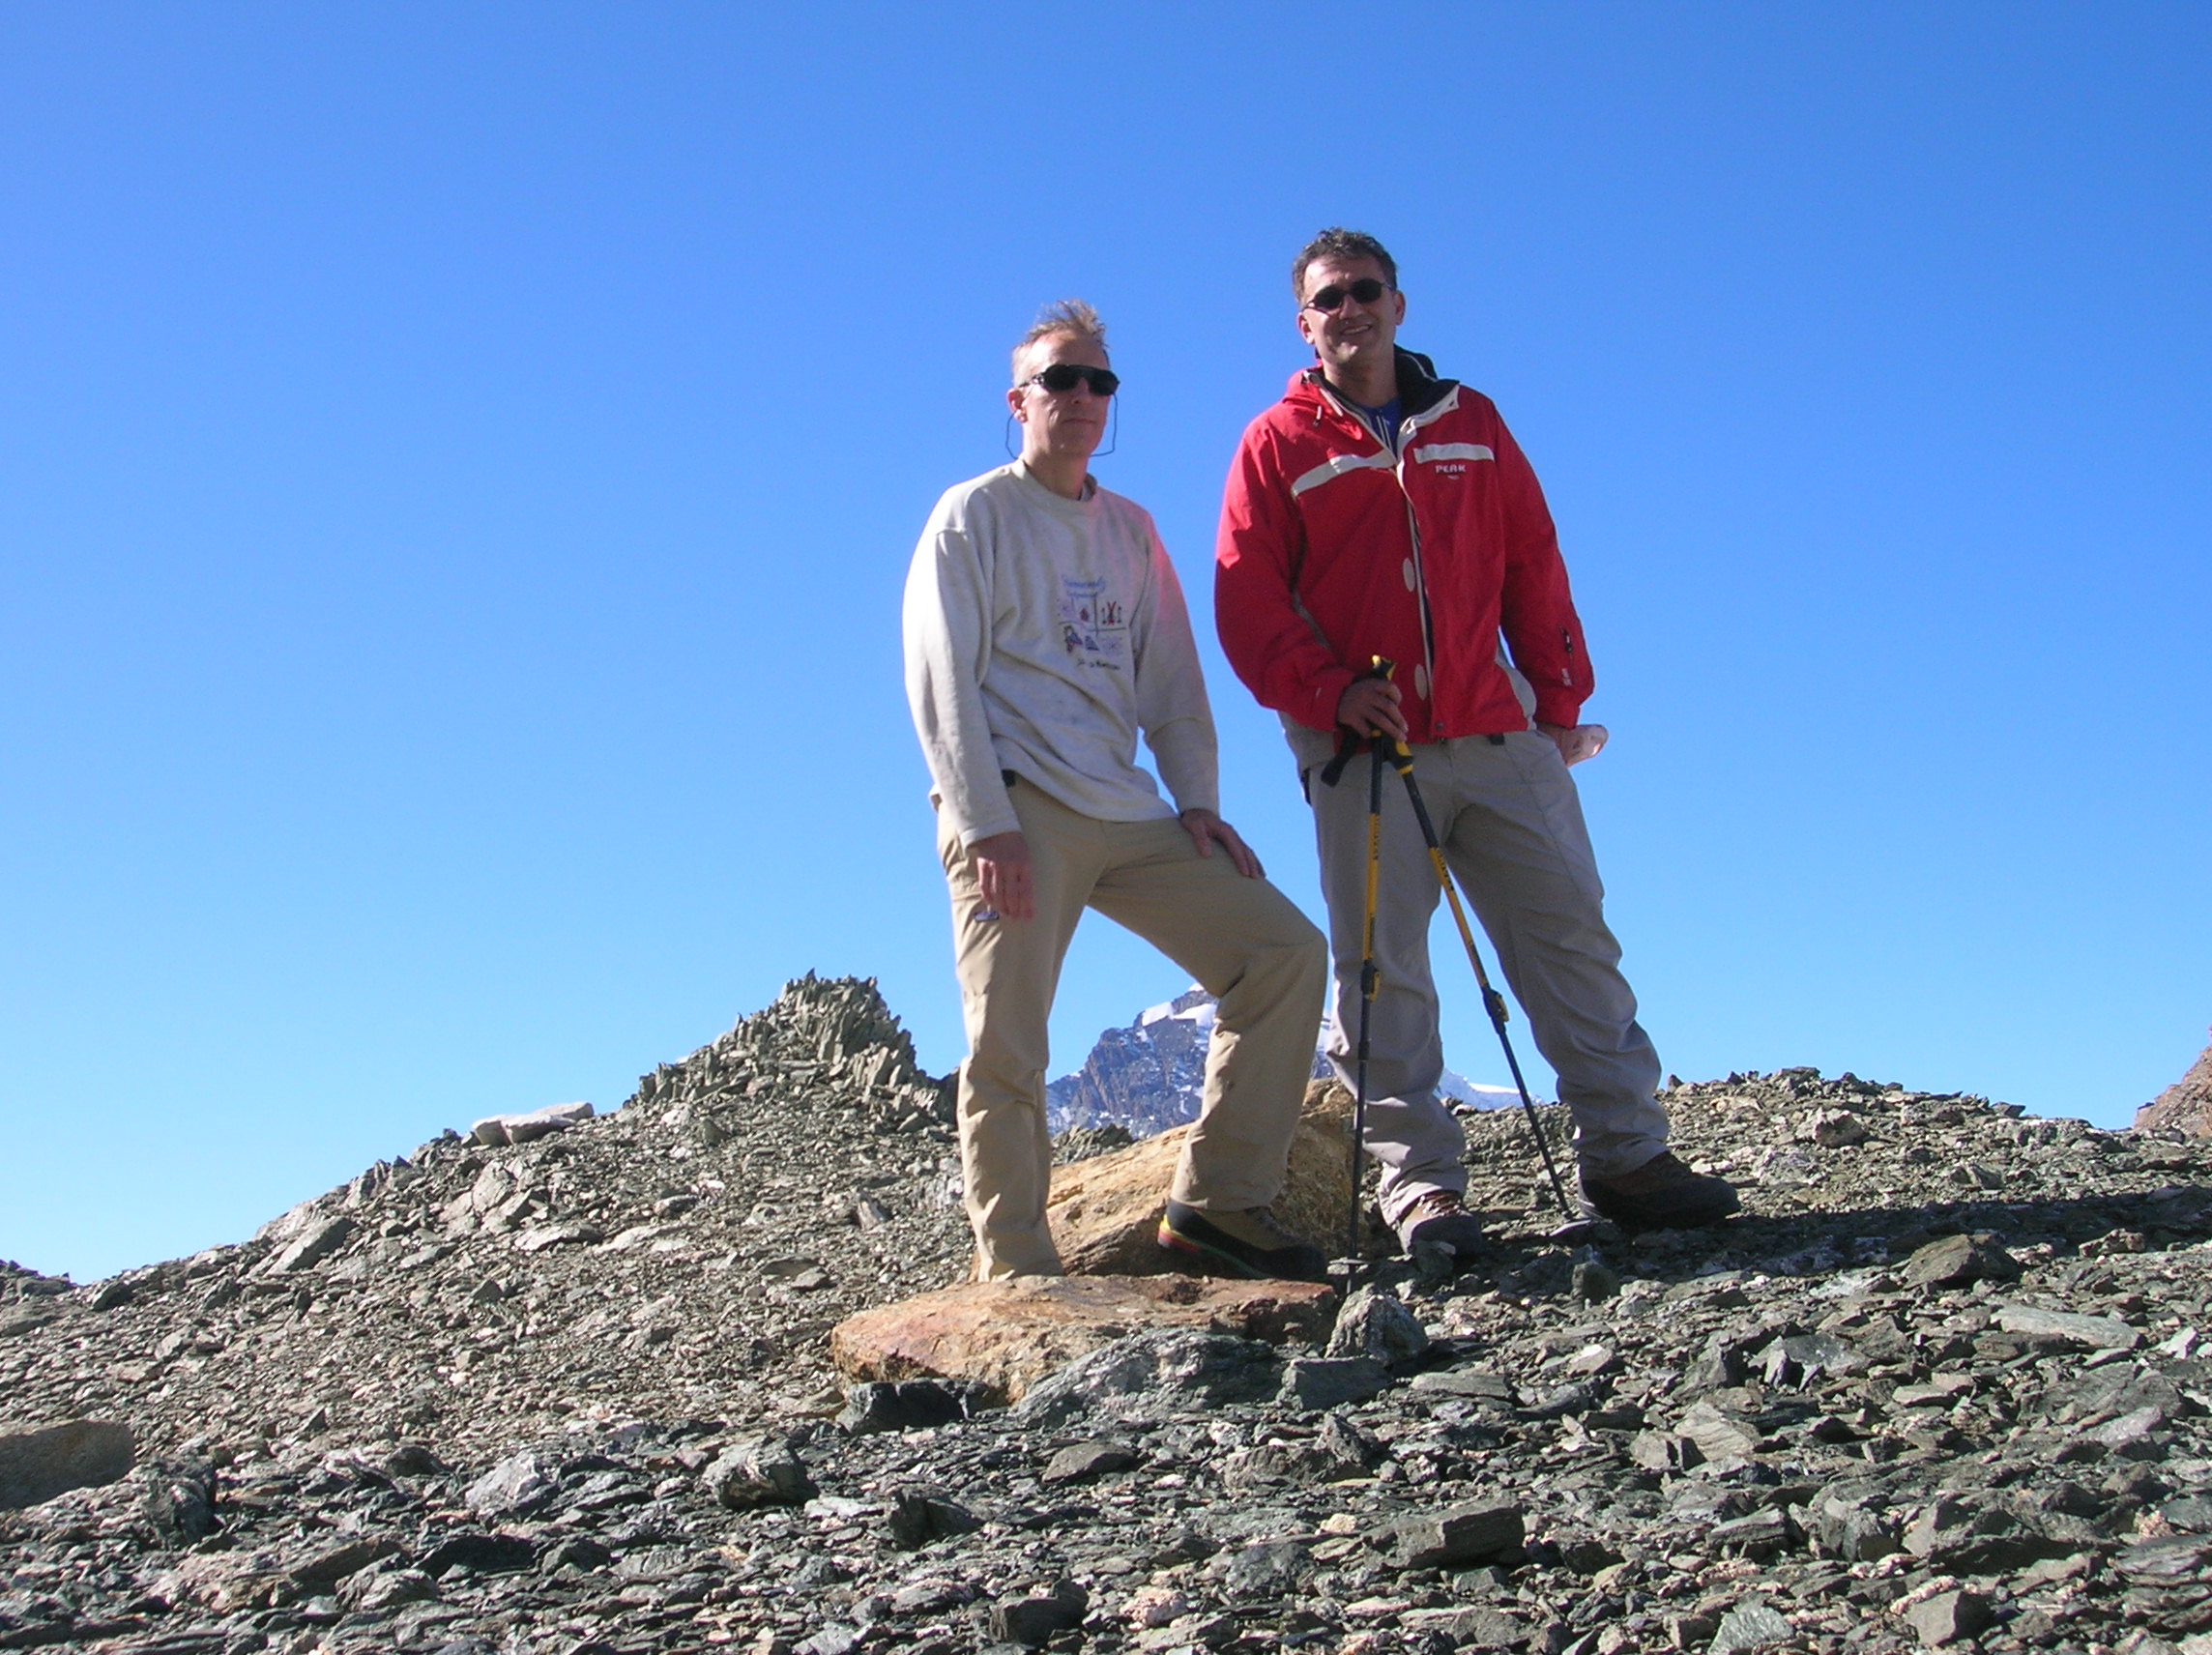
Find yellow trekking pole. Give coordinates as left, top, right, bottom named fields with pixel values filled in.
left=1319, top=658, right=1395, bottom=1265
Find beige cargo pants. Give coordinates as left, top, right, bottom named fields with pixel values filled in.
left=940, top=781, right=1327, bottom=1279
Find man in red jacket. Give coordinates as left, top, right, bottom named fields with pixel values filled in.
left=1215, top=227, right=1738, bottom=1245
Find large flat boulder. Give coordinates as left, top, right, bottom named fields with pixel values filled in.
left=1046, top=1080, right=1356, bottom=1274
left=829, top=1274, right=1336, bottom=1403
left=0, top=1419, right=134, bottom=1511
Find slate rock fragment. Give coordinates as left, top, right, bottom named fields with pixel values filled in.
left=703, top=1436, right=814, bottom=1509
left=417, top=1531, right=538, bottom=1576
left=1326, top=1286, right=1430, bottom=1366
left=140, top=1454, right=218, bottom=1543
left=835, top=1378, right=986, bottom=1435
left=288, top=1535, right=398, bottom=1591
left=464, top=1447, right=561, bottom=1517
left=1014, top=1328, right=1283, bottom=1427
left=1709, top=1601, right=1794, bottom=1653
left=341, top=1566, right=439, bottom=1611
left=1278, top=1354, right=1392, bottom=1409
left=887, top=1486, right=982, bottom=1549
left=264, top=1214, right=354, bottom=1276
left=989, top=1582, right=1088, bottom=1647
left=1040, top=1440, right=1136, bottom=1484
left=1369, top=1500, right=1525, bottom=1568
left=1997, top=1303, right=2141, bottom=1349
left=1901, top=1588, right=1992, bottom=1647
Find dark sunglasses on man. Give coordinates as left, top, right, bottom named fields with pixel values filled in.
left=1303, top=277, right=1392, bottom=312
left=1025, top=363, right=1121, bottom=396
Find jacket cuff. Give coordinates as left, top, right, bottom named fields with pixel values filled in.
left=1297, top=666, right=1356, bottom=735
left=1531, top=690, right=1584, bottom=729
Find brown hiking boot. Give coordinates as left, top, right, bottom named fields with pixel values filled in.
left=1579, top=1150, right=1739, bottom=1231
left=1394, top=1188, right=1489, bottom=1254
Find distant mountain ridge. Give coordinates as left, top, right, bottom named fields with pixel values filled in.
left=1045, top=987, right=1525, bottom=1138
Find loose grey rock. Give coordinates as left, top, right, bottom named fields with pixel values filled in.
left=464, top=1447, right=560, bottom=1516
left=264, top=1213, right=354, bottom=1275
left=1039, top=1440, right=1136, bottom=1484
left=289, top=1534, right=398, bottom=1590
left=0, top=1304, right=57, bottom=1339
left=1277, top=1354, right=1392, bottom=1409
left=886, top=1486, right=980, bottom=1549
left=417, top=1530, right=537, bottom=1575
left=342, top=1565, right=438, bottom=1611
left=1902, top=1588, right=1993, bottom=1646
left=1709, top=1601, right=1795, bottom=1653
left=469, top=1102, right=593, bottom=1147
left=1014, top=1328, right=1283, bottom=1427
left=1325, top=1285, right=1429, bottom=1366
left=1997, top=1303, right=2141, bottom=1348
left=1676, top=1398, right=1761, bottom=1462
left=1902, top=1232, right=2020, bottom=1289
left=989, top=1582, right=1087, bottom=1646
left=1369, top=1500, right=1525, bottom=1568
left=703, top=1437, right=813, bottom=1509
left=835, top=1379, right=983, bottom=1435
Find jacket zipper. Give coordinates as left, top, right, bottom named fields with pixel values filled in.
left=1394, top=425, right=1438, bottom=736
left=1311, top=374, right=1459, bottom=739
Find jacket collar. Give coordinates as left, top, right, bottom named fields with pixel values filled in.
left=1287, top=346, right=1459, bottom=426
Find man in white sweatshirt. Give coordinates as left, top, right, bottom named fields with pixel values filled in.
left=904, top=301, right=1330, bottom=1283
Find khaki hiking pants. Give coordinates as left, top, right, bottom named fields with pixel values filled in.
left=939, top=781, right=1327, bottom=1279
left=1302, top=729, right=1670, bottom=1228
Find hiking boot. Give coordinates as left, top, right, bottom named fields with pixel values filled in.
left=1157, top=1201, right=1329, bottom=1283
left=1394, top=1188, right=1489, bottom=1255
left=1579, top=1150, right=1739, bottom=1231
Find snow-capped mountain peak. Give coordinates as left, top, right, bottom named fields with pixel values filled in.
left=1047, top=986, right=1530, bottom=1137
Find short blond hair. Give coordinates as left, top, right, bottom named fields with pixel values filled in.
left=1011, top=299, right=1109, bottom=384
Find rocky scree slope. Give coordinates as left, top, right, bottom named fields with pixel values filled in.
left=0, top=983, right=2208, bottom=1655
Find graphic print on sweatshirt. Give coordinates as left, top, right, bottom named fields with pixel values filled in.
left=1057, top=575, right=1128, bottom=671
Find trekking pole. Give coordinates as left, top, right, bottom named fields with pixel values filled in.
left=1381, top=738, right=1576, bottom=1219
left=1346, top=731, right=1385, bottom=1263
left=1319, top=658, right=1397, bottom=1266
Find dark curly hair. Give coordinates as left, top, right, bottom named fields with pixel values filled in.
left=1292, top=228, right=1398, bottom=300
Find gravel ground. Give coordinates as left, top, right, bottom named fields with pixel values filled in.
left=3, top=976, right=2208, bottom=1655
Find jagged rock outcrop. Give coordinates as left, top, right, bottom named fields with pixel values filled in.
left=2139, top=1027, right=2212, bottom=1138
left=2, top=988, right=2209, bottom=1655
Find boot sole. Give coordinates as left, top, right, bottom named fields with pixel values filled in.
left=1157, top=1221, right=1272, bottom=1278
left=1155, top=1221, right=1324, bottom=1284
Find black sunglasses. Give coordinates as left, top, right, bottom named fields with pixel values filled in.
left=1026, top=363, right=1120, bottom=396
left=1303, top=277, right=1392, bottom=312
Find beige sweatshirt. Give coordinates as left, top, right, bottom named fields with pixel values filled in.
left=903, top=462, right=1220, bottom=849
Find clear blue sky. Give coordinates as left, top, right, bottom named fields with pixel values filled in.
left=4, top=4, right=2206, bottom=1282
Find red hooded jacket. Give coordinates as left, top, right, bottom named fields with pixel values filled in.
left=1215, top=350, right=1592, bottom=741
